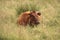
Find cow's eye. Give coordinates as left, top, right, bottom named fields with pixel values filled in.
left=37, top=13, right=41, bottom=16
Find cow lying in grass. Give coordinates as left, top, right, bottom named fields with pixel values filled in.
left=17, top=11, right=41, bottom=27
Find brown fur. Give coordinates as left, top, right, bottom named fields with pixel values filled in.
left=17, top=11, right=41, bottom=27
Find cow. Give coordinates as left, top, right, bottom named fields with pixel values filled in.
left=17, top=11, right=41, bottom=27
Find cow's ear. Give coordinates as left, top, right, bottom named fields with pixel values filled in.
left=31, top=11, right=36, bottom=13
left=37, top=13, right=41, bottom=16
left=32, top=11, right=36, bottom=13
left=28, top=13, right=33, bottom=16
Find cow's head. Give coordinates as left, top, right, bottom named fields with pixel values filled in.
left=28, top=11, right=41, bottom=26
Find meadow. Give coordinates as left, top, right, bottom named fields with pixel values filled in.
left=0, top=0, right=60, bottom=40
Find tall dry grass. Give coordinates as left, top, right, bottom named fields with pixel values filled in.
left=0, top=0, right=60, bottom=40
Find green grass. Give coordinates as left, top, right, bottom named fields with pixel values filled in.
left=0, top=0, right=60, bottom=40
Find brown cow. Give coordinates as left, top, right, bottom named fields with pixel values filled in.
left=17, top=11, right=41, bottom=27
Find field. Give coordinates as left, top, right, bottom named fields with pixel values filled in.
left=0, top=0, right=60, bottom=40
